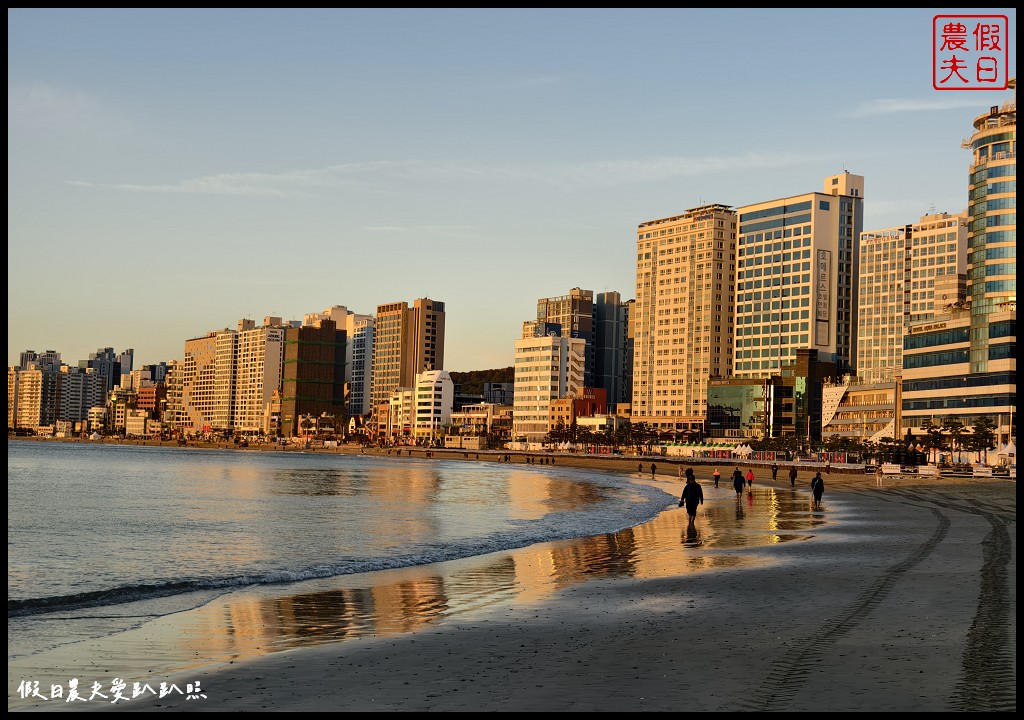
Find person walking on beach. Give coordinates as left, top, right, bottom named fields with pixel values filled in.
left=639, top=463, right=644, bottom=474
left=651, top=463, right=657, bottom=476
left=875, top=464, right=884, bottom=487
left=678, top=475, right=704, bottom=521
left=789, top=464, right=798, bottom=488
left=771, top=462, right=779, bottom=482
left=745, top=468, right=755, bottom=490
left=811, top=471, right=825, bottom=509
left=732, top=468, right=745, bottom=497
left=713, top=468, right=721, bottom=488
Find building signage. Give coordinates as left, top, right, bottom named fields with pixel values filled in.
left=815, top=250, right=831, bottom=321
left=909, top=321, right=948, bottom=334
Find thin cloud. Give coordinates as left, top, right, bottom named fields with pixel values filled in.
left=8, top=82, right=133, bottom=136
left=64, top=161, right=412, bottom=196
left=545, top=152, right=827, bottom=189
left=8, top=83, right=100, bottom=123
left=62, top=151, right=826, bottom=197
left=364, top=224, right=477, bottom=235
left=848, top=97, right=985, bottom=117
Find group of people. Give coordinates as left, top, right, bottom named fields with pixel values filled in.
left=678, top=464, right=826, bottom=518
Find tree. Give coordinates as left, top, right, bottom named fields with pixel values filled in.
left=921, top=419, right=947, bottom=464
left=964, top=416, right=997, bottom=464
left=942, top=417, right=968, bottom=464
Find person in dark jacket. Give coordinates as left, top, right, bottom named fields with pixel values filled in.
left=732, top=467, right=745, bottom=497
left=811, top=471, right=825, bottom=509
left=789, top=465, right=798, bottom=487
left=678, top=476, right=704, bottom=521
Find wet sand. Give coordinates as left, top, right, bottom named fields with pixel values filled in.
left=7, top=451, right=1016, bottom=713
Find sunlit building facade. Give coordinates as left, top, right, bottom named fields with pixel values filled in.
left=733, top=172, right=863, bottom=380
left=857, top=212, right=968, bottom=384
left=631, top=203, right=737, bottom=436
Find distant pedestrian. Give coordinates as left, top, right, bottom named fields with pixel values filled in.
left=825, top=460, right=831, bottom=475
left=789, top=465, right=798, bottom=488
left=651, top=463, right=657, bottom=476
left=771, top=462, right=779, bottom=482
left=678, top=475, right=704, bottom=521
left=639, top=463, right=644, bottom=473
left=811, top=471, right=825, bottom=509
left=713, top=469, right=721, bottom=488
left=732, top=467, right=745, bottom=496
left=875, top=465, right=884, bottom=487
left=745, top=468, right=755, bottom=490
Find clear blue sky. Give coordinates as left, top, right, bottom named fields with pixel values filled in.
left=8, top=8, right=1017, bottom=371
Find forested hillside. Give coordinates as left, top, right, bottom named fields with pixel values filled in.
left=448, top=367, right=514, bottom=395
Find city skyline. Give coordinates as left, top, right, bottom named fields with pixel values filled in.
left=8, top=9, right=1017, bottom=371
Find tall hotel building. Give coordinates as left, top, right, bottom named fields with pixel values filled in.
left=902, top=79, right=1016, bottom=443
left=631, top=204, right=737, bottom=435
left=512, top=334, right=585, bottom=443
left=175, top=318, right=291, bottom=436
left=734, top=172, right=864, bottom=379
left=856, top=212, right=968, bottom=384
left=371, top=298, right=445, bottom=414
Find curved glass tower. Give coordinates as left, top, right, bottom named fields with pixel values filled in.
left=965, top=77, right=1016, bottom=375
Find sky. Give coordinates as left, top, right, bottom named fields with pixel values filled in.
left=8, top=8, right=1017, bottom=371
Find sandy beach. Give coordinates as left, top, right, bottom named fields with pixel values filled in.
left=8, top=445, right=1016, bottom=712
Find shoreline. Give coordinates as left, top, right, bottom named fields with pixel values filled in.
left=7, top=440, right=1016, bottom=712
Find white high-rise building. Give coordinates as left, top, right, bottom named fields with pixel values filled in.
left=413, top=370, right=453, bottom=441
left=513, top=335, right=585, bottom=443
left=733, top=172, right=864, bottom=378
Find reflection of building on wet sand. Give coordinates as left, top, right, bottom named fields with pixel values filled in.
left=181, top=488, right=827, bottom=667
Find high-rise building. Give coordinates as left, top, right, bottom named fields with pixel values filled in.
left=371, top=298, right=445, bottom=416
left=902, top=79, right=1016, bottom=444
left=512, top=334, right=585, bottom=443
left=965, top=78, right=1016, bottom=370
left=631, top=203, right=737, bottom=436
left=178, top=331, right=224, bottom=436
left=232, top=318, right=287, bottom=434
left=58, top=365, right=106, bottom=426
left=19, top=350, right=61, bottom=371
left=734, top=172, right=864, bottom=379
left=80, top=347, right=132, bottom=391
left=857, top=212, right=968, bottom=384
left=280, top=317, right=347, bottom=437
left=8, top=366, right=62, bottom=432
left=532, top=288, right=595, bottom=387
left=413, top=370, right=454, bottom=441
left=305, top=305, right=376, bottom=419
left=593, top=291, right=633, bottom=412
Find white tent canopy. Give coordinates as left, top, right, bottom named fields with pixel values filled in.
left=997, top=441, right=1016, bottom=457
